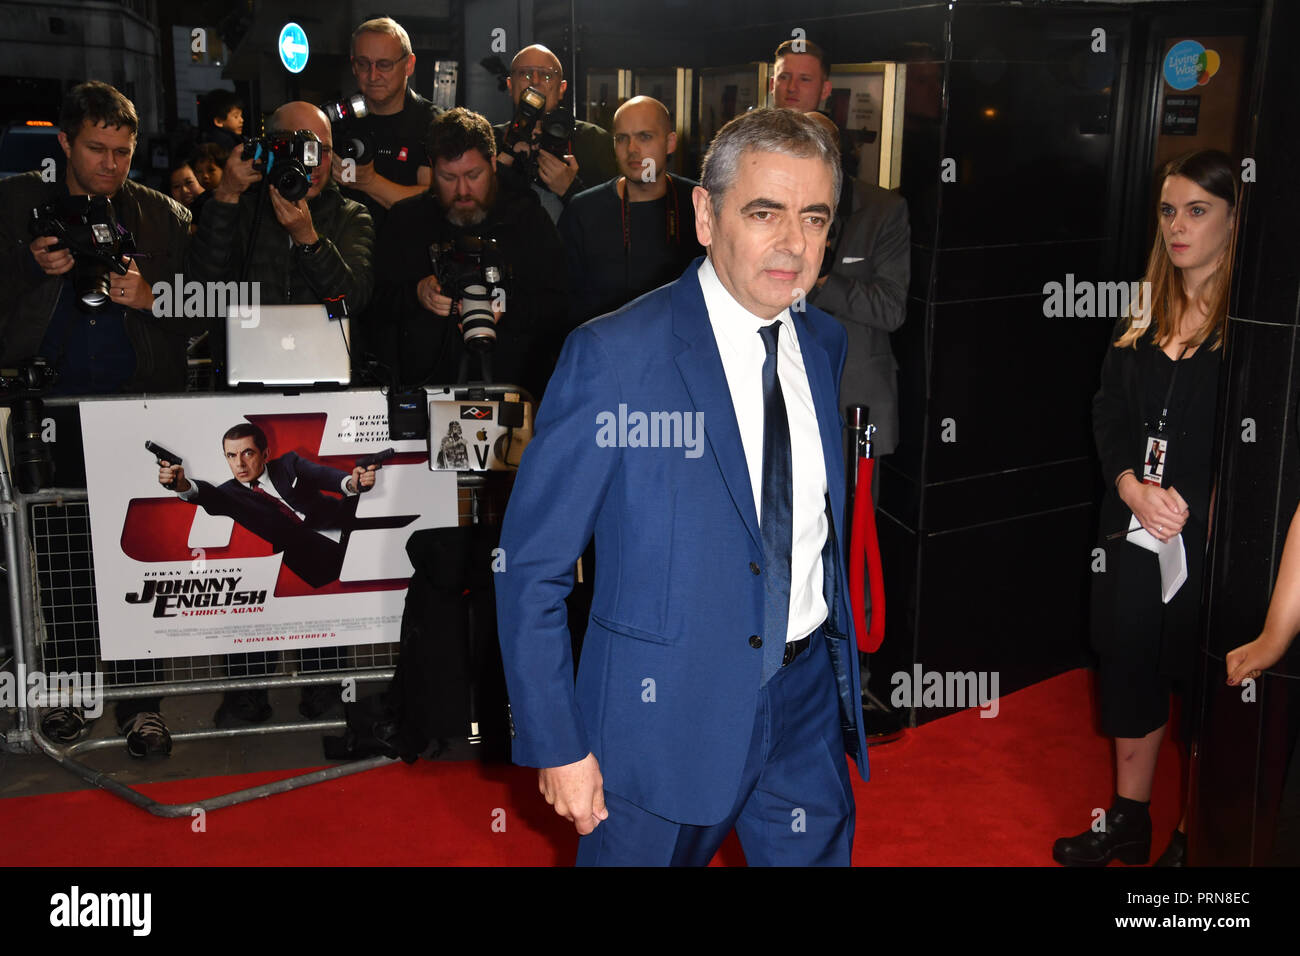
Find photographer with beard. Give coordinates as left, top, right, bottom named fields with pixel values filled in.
left=369, top=108, right=567, bottom=400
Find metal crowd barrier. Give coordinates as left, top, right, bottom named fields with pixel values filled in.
left=0, top=388, right=517, bottom=816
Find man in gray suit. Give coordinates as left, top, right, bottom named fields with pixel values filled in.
left=804, top=113, right=910, bottom=491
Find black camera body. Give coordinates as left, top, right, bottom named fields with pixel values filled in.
left=322, top=94, right=376, bottom=166
left=0, top=358, right=58, bottom=401
left=28, top=196, right=135, bottom=313
left=241, top=129, right=322, bottom=201
left=503, top=87, right=575, bottom=186
left=430, top=236, right=507, bottom=352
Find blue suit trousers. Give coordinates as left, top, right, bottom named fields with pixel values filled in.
left=576, top=633, right=855, bottom=866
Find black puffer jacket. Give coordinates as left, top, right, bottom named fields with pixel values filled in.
left=0, top=172, right=197, bottom=391
left=185, top=182, right=374, bottom=310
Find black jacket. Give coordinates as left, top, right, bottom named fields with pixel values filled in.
left=492, top=118, right=618, bottom=205
left=0, top=172, right=197, bottom=391
left=368, top=183, right=568, bottom=398
left=185, top=182, right=374, bottom=311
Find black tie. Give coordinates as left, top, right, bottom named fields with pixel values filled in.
left=758, top=320, right=793, bottom=684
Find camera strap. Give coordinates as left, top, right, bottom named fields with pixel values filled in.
left=618, top=173, right=680, bottom=253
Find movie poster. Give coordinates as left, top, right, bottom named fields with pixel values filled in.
left=80, top=393, right=458, bottom=660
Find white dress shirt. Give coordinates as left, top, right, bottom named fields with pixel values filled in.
left=698, top=257, right=828, bottom=643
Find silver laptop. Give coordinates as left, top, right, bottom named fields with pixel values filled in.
left=226, top=304, right=351, bottom=386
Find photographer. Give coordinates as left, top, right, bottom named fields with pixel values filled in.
left=0, top=81, right=197, bottom=759
left=370, top=108, right=567, bottom=399
left=493, top=44, right=618, bottom=224
left=186, top=101, right=374, bottom=317
left=331, top=16, right=440, bottom=229
left=558, top=95, right=702, bottom=326
left=0, top=81, right=196, bottom=394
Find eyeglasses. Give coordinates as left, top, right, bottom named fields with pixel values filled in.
left=352, top=54, right=409, bottom=74
left=513, top=67, right=559, bottom=86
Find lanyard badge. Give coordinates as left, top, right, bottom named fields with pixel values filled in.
left=1142, top=345, right=1188, bottom=487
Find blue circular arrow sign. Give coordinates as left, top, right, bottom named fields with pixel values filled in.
left=278, top=22, right=309, bottom=74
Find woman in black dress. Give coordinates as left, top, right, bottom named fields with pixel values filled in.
left=1054, top=149, right=1238, bottom=867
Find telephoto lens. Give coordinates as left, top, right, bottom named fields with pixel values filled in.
left=11, top=398, right=53, bottom=493
left=459, top=283, right=498, bottom=351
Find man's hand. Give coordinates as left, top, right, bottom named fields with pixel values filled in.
left=269, top=188, right=318, bottom=246
left=347, top=464, right=377, bottom=494
left=213, top=148, right=262, bottom=203
left=158, top=462, right=191, bottom=493
left=417, top=274, right=454, bottom=317
left=538, top=752, right=608, bottom=835
left=29, top=235, right=74, bottom=276
left=331, top=152, right=376, bottom=189
left=1118, top=475, right=1188, bottom=543
left=536, top=150, right=578, bottom=197
left=108, top=260, right=155, bottom=312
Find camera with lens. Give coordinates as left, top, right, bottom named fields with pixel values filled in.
left=430, top=236, right=507, bottom=352
left=0, top=359, right=59, bottom=493
left=240, top=129, right=322, bottom=201
left=502, top=86, right=574, bottom=186
left=28, top=196, right=135, bottom=314
left=321, top=94, right=376, bottom=165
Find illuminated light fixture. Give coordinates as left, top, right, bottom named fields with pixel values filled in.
left=982, top=108, right=997, bottom=118
left=25, top=120, right=55, bottom=126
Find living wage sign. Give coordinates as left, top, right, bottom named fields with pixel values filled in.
left=278, top=22, right=309, bottom=74
left=1163, top=39, right=1220, bottom=91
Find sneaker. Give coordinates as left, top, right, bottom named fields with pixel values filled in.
left=122, top=711, right=172, bottom=759
left=41, top=706, right=87, bottom=742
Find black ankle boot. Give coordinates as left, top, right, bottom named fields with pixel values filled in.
left=1053, top=801, right=1152, bottom=867
left=1153, top=828, right=1187, bottom=867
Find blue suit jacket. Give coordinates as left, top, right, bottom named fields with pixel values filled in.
left=496, top=259, right=869, bottom=826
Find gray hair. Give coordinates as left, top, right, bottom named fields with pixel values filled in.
left=352, top=16, right=413, bottom=58
left=701, top=108, right=841, bottom=211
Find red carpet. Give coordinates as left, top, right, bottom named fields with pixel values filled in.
left=0, top=668, right=1184, bottom=865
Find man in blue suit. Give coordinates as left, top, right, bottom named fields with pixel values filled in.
left=496, top=108, right=869, bottom=866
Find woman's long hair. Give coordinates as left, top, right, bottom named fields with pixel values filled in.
left=1116, top=149, right=1239, bottom=351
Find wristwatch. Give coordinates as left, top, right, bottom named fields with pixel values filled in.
left=296, top=238, right=323, bottom=255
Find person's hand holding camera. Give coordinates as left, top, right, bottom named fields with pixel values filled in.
left=28, top=235, right=74, bottom=277
left=108, top=259, right=155, bottom=311
left=536, top=150, right=578, bottom=197
left=269, top=188, right=318, bottom=246
left=330, top=151, right=375, bottom=188
left=158, top=462, right=192, bottom=494
left=212, top=149, right=262, bottom=204
left=417, top=274, right=453, bottom=317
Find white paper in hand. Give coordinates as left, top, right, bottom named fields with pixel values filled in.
left=1126, top=514, right=1188, bottom=602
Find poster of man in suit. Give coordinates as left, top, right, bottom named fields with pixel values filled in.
left=80, top=393, right=458, bottom=660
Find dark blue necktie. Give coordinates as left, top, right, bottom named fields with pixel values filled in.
left=758, top=320, right=793, bottom=684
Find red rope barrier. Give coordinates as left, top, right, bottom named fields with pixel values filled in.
left=850, top=457, right=886, bottom=653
